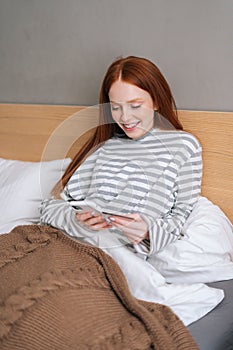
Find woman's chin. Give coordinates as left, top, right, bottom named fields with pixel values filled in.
left=124, top=128, right=147, bottom=140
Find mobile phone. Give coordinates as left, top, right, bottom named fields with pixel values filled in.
left=102, top=212, right=135, bottom=221
left=72, top=204, right=102, bottom=217
left=71, top=203, right=134, bottom=221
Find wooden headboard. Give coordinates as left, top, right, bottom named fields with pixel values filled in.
left=0, top=103, right=232, bottom=222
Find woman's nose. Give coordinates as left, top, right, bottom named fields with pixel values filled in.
left=120, top=107, right=130, bottom=122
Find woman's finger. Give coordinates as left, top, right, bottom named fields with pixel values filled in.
left=109, top=214, right=148, bottom=242
left=76, top=211, right=112, bottom=231
left=76, top=211, right=93, bottom=222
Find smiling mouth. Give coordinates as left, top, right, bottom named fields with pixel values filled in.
left=122, top=121, right=140, bottom=130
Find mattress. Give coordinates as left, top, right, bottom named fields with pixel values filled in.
left=188, top=279, right=233, bottom=350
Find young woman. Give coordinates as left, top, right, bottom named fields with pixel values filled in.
left=40, top=56, right=202, bottom=257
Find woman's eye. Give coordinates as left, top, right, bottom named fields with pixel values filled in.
left=131, top=104, right=141, bottom=109
left=111, top=105, right=120, bottom=111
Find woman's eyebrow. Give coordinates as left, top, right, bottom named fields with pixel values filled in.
left=110, top=98, right=144, bottom=104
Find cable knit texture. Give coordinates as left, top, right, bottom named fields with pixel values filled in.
left=0, top=225, right=198, bottom=350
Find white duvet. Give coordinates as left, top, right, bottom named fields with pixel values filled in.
left=97, top=196, right=233, bottom=326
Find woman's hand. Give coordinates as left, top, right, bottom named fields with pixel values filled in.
left=109, top=213, right=149, bottom=244
left=75, top=211, right=112, bottom=231
left=75, top=211, right=149, bottom=243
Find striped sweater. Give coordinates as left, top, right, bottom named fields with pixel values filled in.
left=40, top=128, right=202, bottom=255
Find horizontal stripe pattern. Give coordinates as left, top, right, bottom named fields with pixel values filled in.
left=41, top=129, right=202, bottom=254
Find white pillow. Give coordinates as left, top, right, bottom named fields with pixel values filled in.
left=0, top=157, right=71, bottom=234
left=149, top=196, right=233, bottom=283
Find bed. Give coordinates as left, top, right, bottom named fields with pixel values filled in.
left=0, top=103, right=232, bottom=349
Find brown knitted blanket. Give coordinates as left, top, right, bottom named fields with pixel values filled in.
left=0, top=225, right=198, bottom=350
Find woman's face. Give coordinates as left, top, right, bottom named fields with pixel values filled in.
left=108, top=79, right=156, bottom=139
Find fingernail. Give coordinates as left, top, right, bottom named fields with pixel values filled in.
left=109, top=217, right=115, bottom=221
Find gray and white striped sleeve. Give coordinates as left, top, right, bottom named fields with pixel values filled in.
left=39, top=198, right=81, bottom=236
left=39, top=197, right=102, bottom=246
left=144, top=142, right=202, bottom=255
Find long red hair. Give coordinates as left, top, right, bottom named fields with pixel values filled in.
left=56, top=56, right=183, bottom=194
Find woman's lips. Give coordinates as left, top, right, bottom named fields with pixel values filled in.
left=122, top=121, right=140, bottom=131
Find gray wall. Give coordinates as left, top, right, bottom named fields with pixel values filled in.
left=0, top=0, right=232, bottom=111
